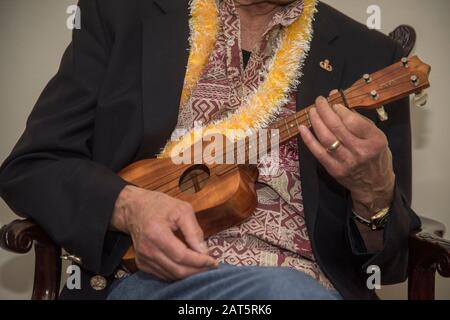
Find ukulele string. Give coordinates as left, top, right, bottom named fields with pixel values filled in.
left=145, top=70, right=415, bottom=194
left=270, top=65, right=413, bottom=143
left=339, top=63, right=412, bottom=99
left=155, top=72, right=413, bottom=196
left=160, top=113, right=313, bottom=196
left=177, top=71, right=416, bottom=192
left=150, top=86, right=388, bottom=195
left=340, top=72, right=415, bottom=102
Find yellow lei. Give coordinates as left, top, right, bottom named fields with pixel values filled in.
left=160, top=0, right=318, bottom=158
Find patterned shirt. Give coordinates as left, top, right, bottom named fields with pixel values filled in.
left=175, top=0, right=332, bottom=289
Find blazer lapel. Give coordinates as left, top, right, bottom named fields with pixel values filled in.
left=297, top=3, right=344, bottom=109
left=137, top=2, right=345, bottom=240
left=137, top=0, right=190, bottom=159
left=296, top=2, right=344, bottom=237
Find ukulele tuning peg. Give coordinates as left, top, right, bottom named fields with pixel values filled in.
left=401, top=57, right=409, bottom=68
left=370, top=90, right=379, bottom=100
left=414, top=90, right=429, bottom=107
left=376, top=106, right=389, bottom=122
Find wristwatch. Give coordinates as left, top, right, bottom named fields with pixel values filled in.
left=352, top=207, right=390, bottom=231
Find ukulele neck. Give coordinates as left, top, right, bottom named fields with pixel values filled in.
left=270, top=92, right=347, bottom=145
left=227, top=94, right=345, bottom=164
left=217, top=56, right=431, bottom=164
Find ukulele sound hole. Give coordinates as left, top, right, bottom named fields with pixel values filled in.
left=179, top=164, right=211, bottom=194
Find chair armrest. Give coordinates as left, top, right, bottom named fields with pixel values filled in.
left=1, top=219, right=52, bottom=253
left=408, top=217, right=450, bottom=300
left=0, top=219, right=62, bottom=300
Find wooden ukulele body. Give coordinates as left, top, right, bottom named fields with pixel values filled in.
left=119, top=158, right=259, bottom=260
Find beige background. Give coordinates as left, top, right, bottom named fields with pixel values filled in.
left=0, top=0, right=449, bottom=299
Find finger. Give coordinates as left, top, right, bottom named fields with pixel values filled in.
left=148, top=262, right=174, bottom=281
left=299, top=124, right=340, bottom=173
left=309, top=107, right=353, bottom=162
left=136, top=255, right=174, bottom=281
left=329, top=89, right=339, bottom=96
left=174, top=205, right=208, bottom=254
left=315, top=97, right=359, bottom=150
left=328, top=89, right=340, bottom=105
left=147, top=262, right=174, bottom=282
left=332, top=104, right=375, bottom=139
left=151, top=248, right=213, bottom=280
left=154, top=225, right=218, bottom=269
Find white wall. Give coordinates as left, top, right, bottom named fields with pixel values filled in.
left=323, top=0, right=450, bottom=300
left=0, top=0, right=75, bottom=299
left=0, top=0, right=449, bottom=299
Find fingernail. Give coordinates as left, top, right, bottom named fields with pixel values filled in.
left=209, top=260, right=219, bottom=268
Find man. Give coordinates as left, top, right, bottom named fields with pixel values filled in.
left=0, top=0, right=420, bottom=300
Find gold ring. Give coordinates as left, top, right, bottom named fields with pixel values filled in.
left=327, top=140, right=342, bottom=153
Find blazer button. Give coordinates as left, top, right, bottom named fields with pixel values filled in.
left=61, top=254, right=82, bottom=265
left=90, top=275, right=107, bottom=291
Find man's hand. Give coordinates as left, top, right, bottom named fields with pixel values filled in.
left=111, top=185, right=218, bottom=281
left=299, top=93, right=395, bottom=219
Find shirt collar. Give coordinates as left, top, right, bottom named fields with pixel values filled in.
left=271, top=1, right=304, bottom=28
left=220, top=0, right=304, bottom=29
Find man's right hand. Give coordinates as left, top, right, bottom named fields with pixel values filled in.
left=111, top=185, right=218, bottom=281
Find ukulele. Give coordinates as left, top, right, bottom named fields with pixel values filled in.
left=120, top=55, right=431, bottom=263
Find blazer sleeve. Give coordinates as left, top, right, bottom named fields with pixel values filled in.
left=0, top=0, right=131, bottom=275
left=346, top=43, right=422, bottom=285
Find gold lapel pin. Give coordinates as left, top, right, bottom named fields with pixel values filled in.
left=320, top=59, right=333, bottom=72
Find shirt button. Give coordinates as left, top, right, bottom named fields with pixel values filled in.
left=227, top=38, right=235, bottom=46
left=90, top=275, right=107, bottom=291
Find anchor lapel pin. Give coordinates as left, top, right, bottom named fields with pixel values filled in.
left=320, top=59, right=333, bottom=72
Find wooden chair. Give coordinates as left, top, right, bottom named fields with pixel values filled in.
left=1, top=25, right=449, bottom=300
left=1, top=216, right=449, bottom=300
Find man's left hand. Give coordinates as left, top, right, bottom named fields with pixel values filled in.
left=299, top=94, right=395, bottom=219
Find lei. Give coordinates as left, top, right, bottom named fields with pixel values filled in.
left=160, top=0, right=318, bottom=158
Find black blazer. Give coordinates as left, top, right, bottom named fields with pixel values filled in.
left=0, top=0, right=420, bottom=300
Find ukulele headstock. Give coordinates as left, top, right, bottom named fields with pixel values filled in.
left=344, top=56, right=431, bottom=116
